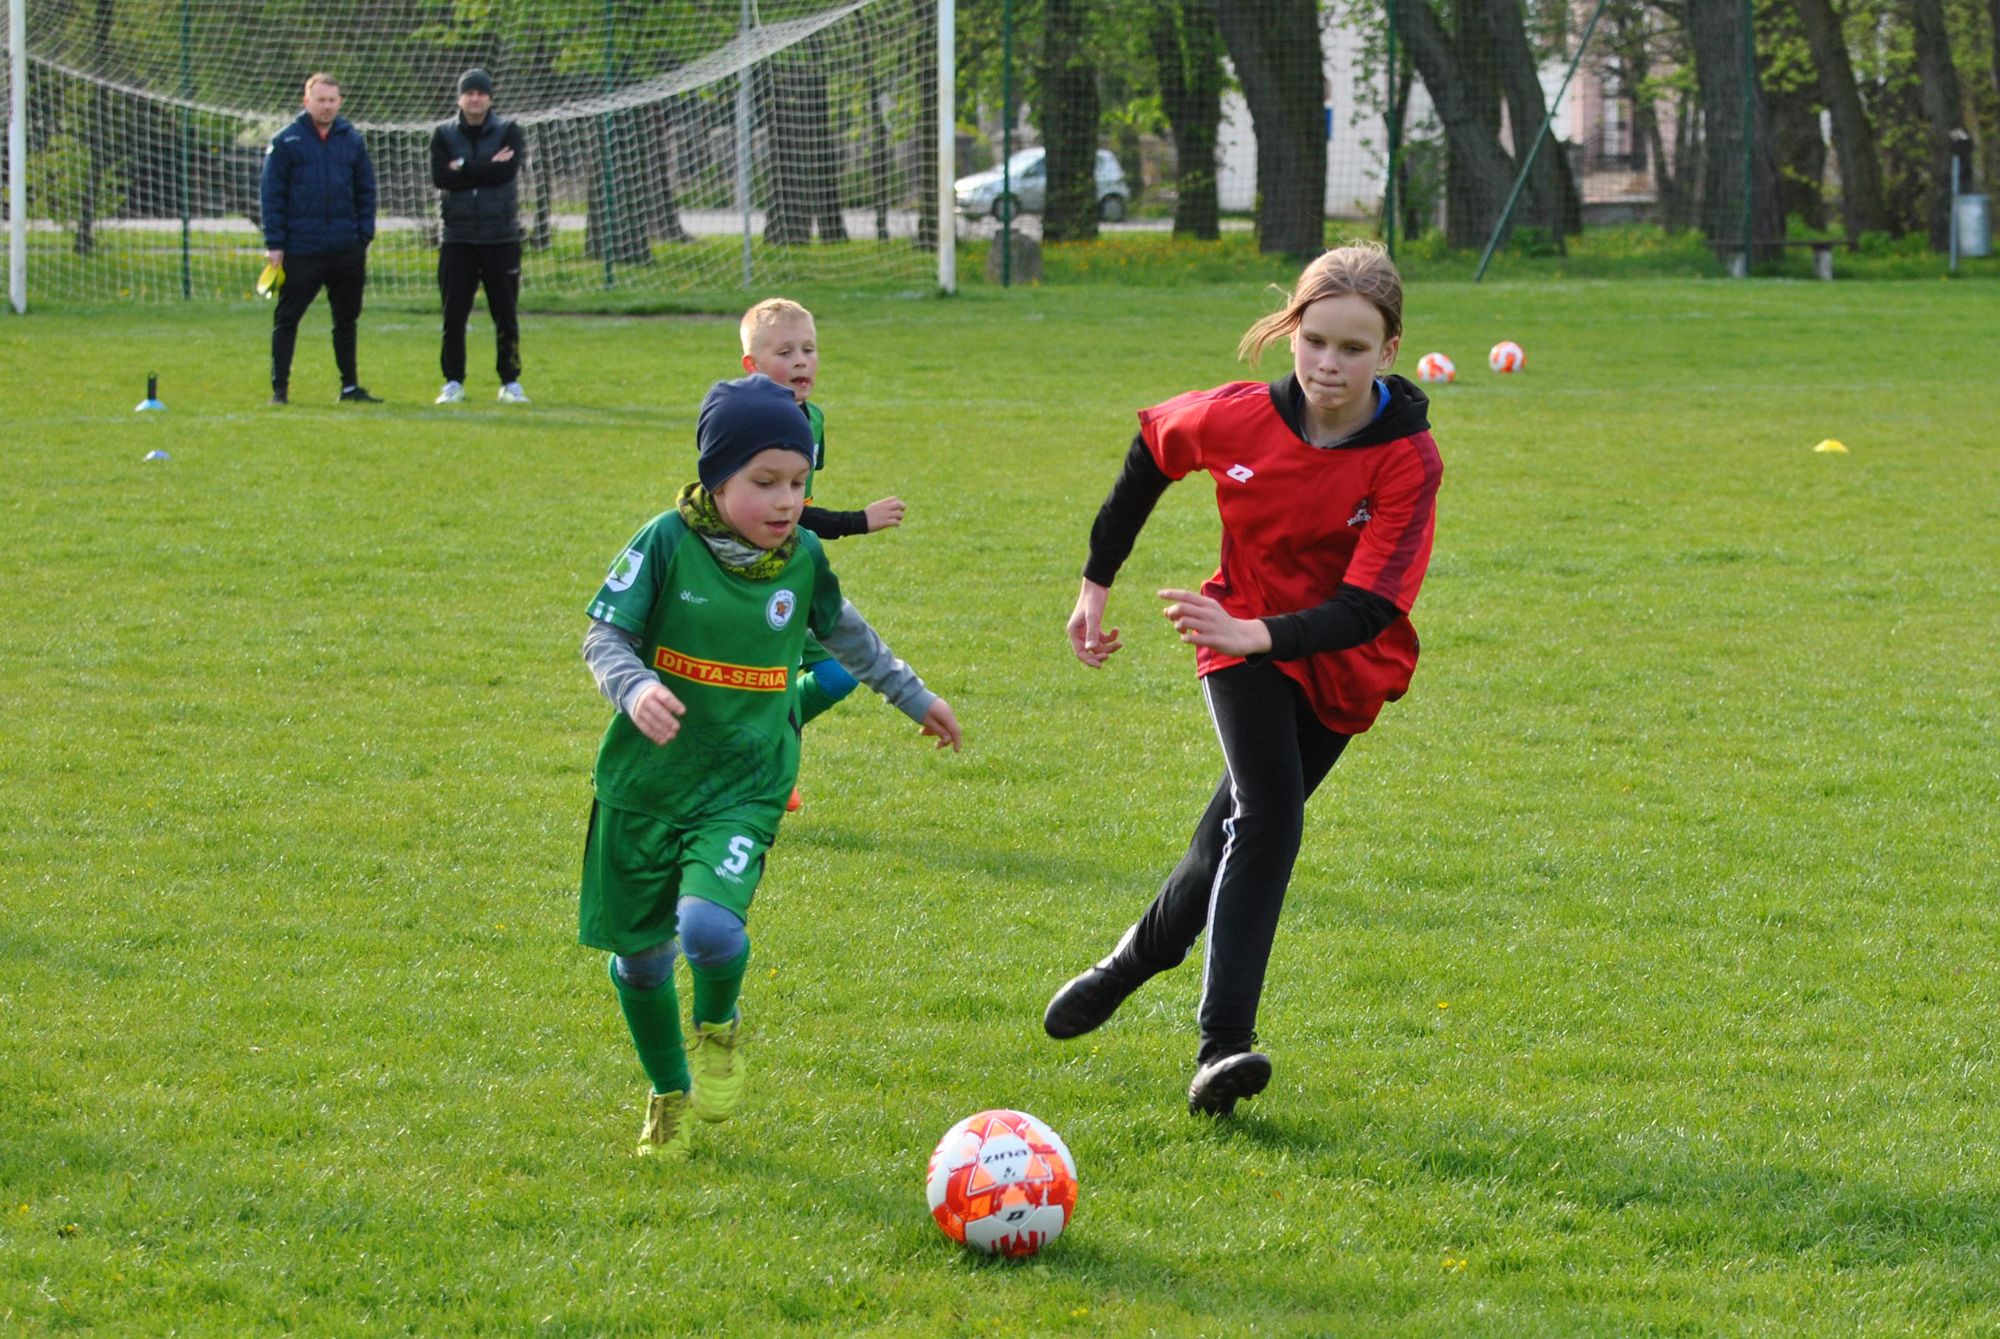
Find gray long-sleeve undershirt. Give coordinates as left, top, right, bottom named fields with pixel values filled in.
left=583, top=603, right=935, bottom=724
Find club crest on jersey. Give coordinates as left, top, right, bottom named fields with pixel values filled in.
left=1225, top=464, right=1255, bottom=483
left=1346, top=496, right=1372, bottom=527
left=766, top=588, right=797, bottom=630
left=604, top=548, right=644, bottom=592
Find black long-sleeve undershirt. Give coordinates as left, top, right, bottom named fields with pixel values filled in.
left=800, top=505, right=869, bottom=539
left=1081, top=431, right=1403, bottom=660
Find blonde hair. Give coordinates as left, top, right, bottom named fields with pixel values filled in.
left=303, top=73, right=340, bottom=96
left=1236, top=242, right=1403, bottom=365
left=739, top=297, right=815, bottom=356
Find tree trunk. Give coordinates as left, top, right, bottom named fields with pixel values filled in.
left=1987, top=0, right=2000, bottom=192
left=586, top=111, right=654, bottom=264
left=1664, top=89, right=1703, bottom=233
left=1792, top=0, right=1887, bottom=238
left=1214, top=0, right=1326, bottom=257
left=1486, top=0, right=1583, bottom=239
left=1768, top=76, right=1828, bottom=229
left=1038, top=0, right=1101, bottom=241
left=1685, top=0, right=1782, bottom=259
left=1150, top=0, right=1223, bottom=239
left=651, top=102, right=692, bottom=244
left=1395, top=0, right=1516, bottom=249
left=533, top=168, right=553, bottom=251
left=763, top=49, right=845, bottom=245
left=74, top=0, right=117, bottom=257
left=1907, top=0, right=1965, bottom=250
left=1384, top=46, right=1421, bottom=238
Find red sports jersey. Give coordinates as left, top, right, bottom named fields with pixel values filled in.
left=1138, top=380, right=1442, bottom=733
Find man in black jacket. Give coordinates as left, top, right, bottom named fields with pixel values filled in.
left=430, top=68, right=530, bottom=405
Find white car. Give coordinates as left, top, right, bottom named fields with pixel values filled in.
left=954, top=147, right=1129, bottom=223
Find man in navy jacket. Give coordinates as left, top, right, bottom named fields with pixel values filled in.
left=261, top=73, right=379, bottom=405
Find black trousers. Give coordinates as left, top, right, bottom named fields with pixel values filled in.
left=271, top=244, right=366, bottom=393
left=438, top=241, right=522, bottom=384
left=1124, top=660, right=1350, bottom=1064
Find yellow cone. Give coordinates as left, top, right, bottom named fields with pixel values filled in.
left=1812, top=439, right=1848, bottom=454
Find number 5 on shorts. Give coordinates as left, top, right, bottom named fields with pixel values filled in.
left=719, top=835, right=755, bottom=876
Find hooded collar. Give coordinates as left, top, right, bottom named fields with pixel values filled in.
left=1268, top=372, right=1430, bottom=450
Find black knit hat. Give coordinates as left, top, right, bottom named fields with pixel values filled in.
left=458, top=68, right=494, bottom=95
left=696, top=375, right=815, bottom=490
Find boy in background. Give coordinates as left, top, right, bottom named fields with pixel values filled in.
left=738, top=298, right=905, bottom=808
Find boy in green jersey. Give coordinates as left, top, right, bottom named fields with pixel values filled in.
left=581, top=374, right=962, bottom=1159
left=739, top=298, right=906, bottom=809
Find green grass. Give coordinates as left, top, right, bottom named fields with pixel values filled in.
left=3, top=275, right=1999, bottom=1336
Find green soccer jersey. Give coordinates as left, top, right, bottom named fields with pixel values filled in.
left=801, top=399, right=829, bottom=666
left=803, top=400, right=826, bottom=499
left=586, top=511, right=845, bottom=825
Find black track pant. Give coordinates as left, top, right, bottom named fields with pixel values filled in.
left=1124, top=660, right=1350, bottom=1065
left=438, top=241, right=522, bottom=385
left=271, top=244, right=366, bottom=393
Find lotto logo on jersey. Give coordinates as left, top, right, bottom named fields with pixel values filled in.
left=604, top=548, right=644, bottom=592
left=1225, top=464, right=1255, bottom=483
left=653, top=647, right=788, bottom=692
left=766, top=589, right=797, bottom=630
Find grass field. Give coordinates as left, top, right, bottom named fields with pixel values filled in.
left=3, top=274, right=1999, bottom=1336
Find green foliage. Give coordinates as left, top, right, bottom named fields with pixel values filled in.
left=4, top=276, right=2000, bottom=1336
left=28, top=133, right=123, bottom=226
left=1505, top=224, right=1563, bottom=257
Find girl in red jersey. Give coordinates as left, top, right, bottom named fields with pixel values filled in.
left=1043, top=244, right=1443, bottom=1116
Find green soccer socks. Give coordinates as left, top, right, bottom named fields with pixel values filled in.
left=610, top=956, right=691, bottom=1098
left=688, top=945, right=749, bottom=1027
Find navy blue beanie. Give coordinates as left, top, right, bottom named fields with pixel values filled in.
left=696, top=375, right=815, bottom=490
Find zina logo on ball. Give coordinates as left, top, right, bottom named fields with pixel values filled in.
left=926, top=1109, right=1078, bottom=1258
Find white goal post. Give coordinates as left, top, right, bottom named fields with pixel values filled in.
left=4, top=0, right=955, bottom=313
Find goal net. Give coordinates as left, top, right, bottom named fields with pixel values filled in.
left=4, top=0, right=947, bottom=308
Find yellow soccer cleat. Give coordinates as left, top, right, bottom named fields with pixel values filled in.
left=688, top=1011, right=746, bottom=1123
left=636, top=1089, right=692, bottom=1159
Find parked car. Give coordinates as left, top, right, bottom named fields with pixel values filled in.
left=955, top=147, right=1128, bottom=222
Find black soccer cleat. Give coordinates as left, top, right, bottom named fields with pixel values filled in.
left=338, top=385, right=382, bottom=403
left=1187, top=1051, right=1272, bottom=1117
left=268, top=389, right=288, bottom=405
left=1043, top=963, right=1142, bottom=1040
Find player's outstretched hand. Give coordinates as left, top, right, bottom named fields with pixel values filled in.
left=1067, top=578, right=1122, bottom=668
left=1159, top=588, right=1272, bottom=657
left=630, top=682, right=687, bottom=745
left=864, top=497, right=906, bottom=532
left=920, top=698, right=962, bottom=751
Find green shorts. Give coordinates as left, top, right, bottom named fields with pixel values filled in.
left=578, top=801, right=775, bottom=954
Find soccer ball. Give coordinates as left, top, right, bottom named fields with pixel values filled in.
left=1416, top=352, right=1456, bottom=383
left=1488, top=340, right=1525, bottom=373
left=926, top=1109, right=1078, bottom=1257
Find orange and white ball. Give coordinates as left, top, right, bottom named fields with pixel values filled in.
left=1416, top=352, right=1456, bottom=384
left=926, top=1109, right=1078, bottom=1257
left=1488, top=340, right=1525, bottom=374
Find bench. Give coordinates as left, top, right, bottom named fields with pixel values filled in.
left=1708, top=238, right=1853, bottom=280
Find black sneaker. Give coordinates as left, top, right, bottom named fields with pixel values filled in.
left=1187, top=1051, right=1272, bottom=1117
left=1043, top=962, right=1143, bottom=1039
left=338, top=385, right=382, bottom=403
left=268, top=389, right=288, bottom=405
